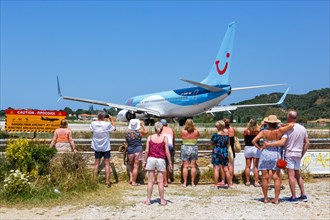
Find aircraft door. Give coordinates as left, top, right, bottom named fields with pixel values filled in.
left=193, top=89, right=199, bottom=105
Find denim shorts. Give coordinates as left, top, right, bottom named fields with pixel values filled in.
left=180, top=145, right=198, bottom=161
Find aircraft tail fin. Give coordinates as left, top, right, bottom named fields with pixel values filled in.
left=201, top=22, right=236, bottom=86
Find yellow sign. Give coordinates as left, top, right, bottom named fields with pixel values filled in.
left=5, top=109, right=66, bottom=133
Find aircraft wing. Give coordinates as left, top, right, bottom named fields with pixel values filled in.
left=206, top=87, right=290, bottom=113
left=57, top=76, right=161, bottom=117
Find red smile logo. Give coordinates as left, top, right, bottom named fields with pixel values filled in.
left=215, top=52, right=230, bottom=75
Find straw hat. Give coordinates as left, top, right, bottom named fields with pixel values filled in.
left=265, top=115, right=281, bottom=124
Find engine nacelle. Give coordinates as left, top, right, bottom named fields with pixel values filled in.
left=117, top=110, right=136, bottom=122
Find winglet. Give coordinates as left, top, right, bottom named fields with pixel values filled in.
left=277, top=87, right=290, bottom=108
left=57, top=76, right=63, bottom=102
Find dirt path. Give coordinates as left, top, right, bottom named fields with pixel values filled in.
left=1, top=178, right=329, bottom=219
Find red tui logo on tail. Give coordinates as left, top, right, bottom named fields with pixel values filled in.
left=215, top=52, right=230, bottom=75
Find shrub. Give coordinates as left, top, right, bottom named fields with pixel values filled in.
left=3, top=169, right=31, bottom=194
left=49, top=153, right=96, bottom=192
left=5, top=138, right=56, bottom=177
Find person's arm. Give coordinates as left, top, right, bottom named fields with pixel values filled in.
left=143, top=136, right=150, bottom=169
left=139, top=121, right=148, bottom=136
left=252, top=130, right=264, bottom=150
left=164, top=136, right=172, bottom=172
left=302, top=136, right=310, bottom=157
left=68, top=129, right=77, bottom=153
left=50, top=130, right=58, bottom=147
left=264, top=137, right=287, bottom=148
left=278, top=122, right=295, bottom=137
left=109, top=115, right=116, bottom=130
left=172, top=130, right=175, bottom=154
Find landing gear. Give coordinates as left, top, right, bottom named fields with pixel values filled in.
left=144, top=118, right=155, bottom=126
left=125, top=112, right=136, bottom=121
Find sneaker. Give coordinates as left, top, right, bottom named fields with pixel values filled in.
left=297, top=195, right=308, bottom=202
left=287, top=197, right=299, bottom=204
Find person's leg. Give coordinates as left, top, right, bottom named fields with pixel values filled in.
left=245, top=158, right=252, bottom=185
left=253, top=158, right=260, bottom=186
left=272, top=170, right=281, bottom=204
left=128, top=154, right=134, bottom=184
left=191, top=160, right=197, bottom=186
left=104, top=158, right=111, bottom=186
left=182, top=161, right=189, bottom=187
left=228, top=162, right=234, bottom=180
left=163, top=168, right=168, bottom=186
left=295, top=170, right=306, bottom=197
left=261, top=170, right=269, bottom=203
left=213, top=165, right=220, bottom=187
left=157, top=171, right=166, bottom=205
left=146, top=171, right=155, bottom=204
left=219, top=165, right=225, bottom=185
left=223, top=165, right=233, bottom=187
left=287, top=168, right=297, bottom=198
left=132, top=154, right=140, bottom=185
left=93, top=158, right=100, bottom=183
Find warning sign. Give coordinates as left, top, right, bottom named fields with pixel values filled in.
left=5, top=109, right=66, bottom=133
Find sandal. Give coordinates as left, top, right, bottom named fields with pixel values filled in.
left=181, top=184, right=186, bottom=188
left=210, top=185, right=218, bottom=190
left=144, top=200, right=151, bottom=205
left=131, top=183, right=141, bottom=186
left=254, top=183, right=260, bottom=187
left=160, top=200, right=168, bottom=206
left=245, top=182, right=251, bottom=186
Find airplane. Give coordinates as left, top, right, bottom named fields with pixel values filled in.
left=41, top=116, right=60, bottom=122
left=57, top=22, right=289, bottom=125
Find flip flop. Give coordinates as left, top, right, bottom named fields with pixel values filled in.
left=271, top=200, right=279, bottom=205
left=217, top=182, right=225, bottom=186
left=181, top=184, right=186, bottom=188
left=144, top=200, right=151, bottom=205
left=132, top=183, right=141, bottom=186
left=160, top=200, right=168, bottom=206
left=210, top=185, right=218, bottom=190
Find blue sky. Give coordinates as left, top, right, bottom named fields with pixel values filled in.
left=1, top=1, right=329, bottom=111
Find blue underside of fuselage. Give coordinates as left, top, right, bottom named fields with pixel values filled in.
left=126, top=84, right=230, bottom=107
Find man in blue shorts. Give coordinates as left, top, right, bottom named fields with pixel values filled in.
left=90, top=111, right=116, bottom=187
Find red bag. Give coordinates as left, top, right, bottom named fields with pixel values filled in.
left=277, top=159, right=287, bottom=169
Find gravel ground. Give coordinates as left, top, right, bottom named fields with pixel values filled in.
left=1, top=178, right=329, bottom=220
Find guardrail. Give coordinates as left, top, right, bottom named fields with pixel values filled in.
left=1, top=138, right=329, bottom=151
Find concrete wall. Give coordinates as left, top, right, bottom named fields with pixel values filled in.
left=82, top=149, right=330, bottom=182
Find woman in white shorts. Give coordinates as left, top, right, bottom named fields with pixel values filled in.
left=143, top=122, right=172, bottom=206
left=243, top=119, right=261, bottom=187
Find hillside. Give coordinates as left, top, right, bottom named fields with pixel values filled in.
left=215, top=88, right=330, bottom=123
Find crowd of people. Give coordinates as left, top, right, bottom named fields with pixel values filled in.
left=50, top=110, right=310, bottom=205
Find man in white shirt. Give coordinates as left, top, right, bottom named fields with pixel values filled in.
left=90, top=111, right=116, bottom=187
left=266, top=110, right=310, bottom=203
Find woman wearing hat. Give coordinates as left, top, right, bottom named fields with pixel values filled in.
left=252, top=115, right=294, bottom=204
left=125, top=119, right=148, bottom=186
